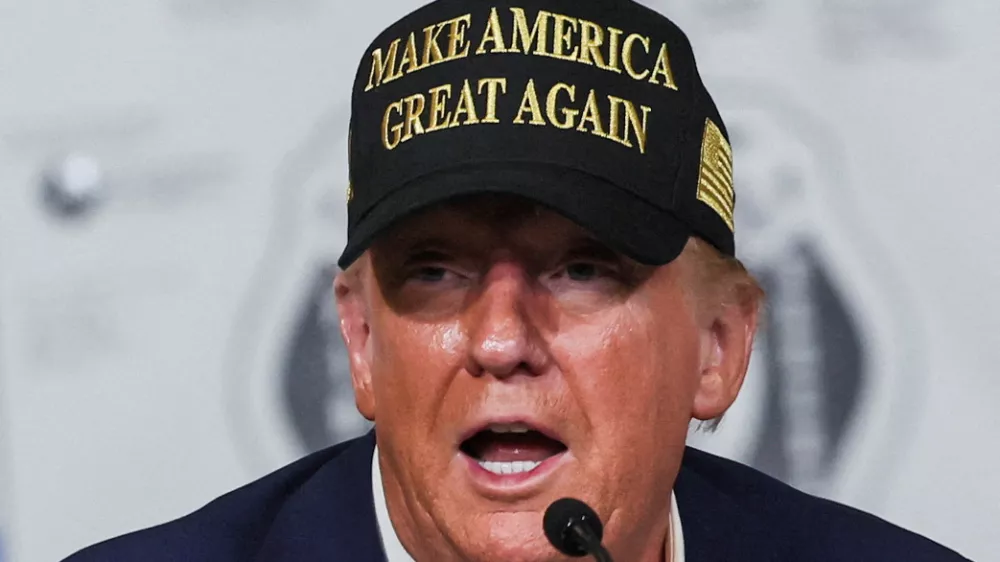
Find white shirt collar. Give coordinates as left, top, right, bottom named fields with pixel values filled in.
left=372, top=445, right=685, bottom=561
left=371, top=445, right=416, bottom=562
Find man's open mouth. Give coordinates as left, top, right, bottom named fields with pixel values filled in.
left=459, top=422, right=568, bottom=476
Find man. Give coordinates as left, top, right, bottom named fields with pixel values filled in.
left=65, top=0, right=972, bottom=560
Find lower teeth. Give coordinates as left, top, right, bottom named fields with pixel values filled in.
left=478, top=460, right=542, bottom=475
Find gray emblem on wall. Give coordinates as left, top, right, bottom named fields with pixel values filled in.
left=280, top=264, right=370, bottom=452
left=224, top=103, right=371, bottom=474
left=686, top=81, right=925, bottom=506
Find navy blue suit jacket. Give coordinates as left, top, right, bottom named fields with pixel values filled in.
left=64, top=431, right=971, bottom=561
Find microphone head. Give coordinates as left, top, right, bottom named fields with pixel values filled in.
left=543, top=497, right=605, bottom=557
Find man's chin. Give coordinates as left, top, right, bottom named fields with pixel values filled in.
left=433, top=453, right=593, bottom=560
left=451, top=511, right=564, bottom=562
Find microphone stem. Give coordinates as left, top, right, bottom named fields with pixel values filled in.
left=591, top=544, right=614, bottom=562
left=569, top=525, right=615, bottom=562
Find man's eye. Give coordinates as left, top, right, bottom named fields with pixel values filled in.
left=565, top=262, right=602, bottom=281
left=412, top=266, right=450, bottom=282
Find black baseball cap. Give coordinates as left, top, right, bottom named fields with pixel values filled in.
left=338, top=0, right=735, bottom=269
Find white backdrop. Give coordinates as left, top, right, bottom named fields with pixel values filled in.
left=0, top=1, right=997, bottom=561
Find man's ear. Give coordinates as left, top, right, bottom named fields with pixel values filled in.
left=692, top=298, right=760, bottom=422
left=334, top=264, right=376, bottom=421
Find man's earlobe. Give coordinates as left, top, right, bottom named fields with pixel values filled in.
left=692, top=301, right=760, bottom=421
left=334, top=269, right=376, bottom=421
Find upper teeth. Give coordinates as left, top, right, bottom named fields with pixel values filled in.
left=488, top=423, right=532, bottom=434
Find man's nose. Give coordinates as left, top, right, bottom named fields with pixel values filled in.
left=465, top=264, right=550, bottom=379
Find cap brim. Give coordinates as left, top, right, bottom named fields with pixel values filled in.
left=337, top=162, right=691, bottom=269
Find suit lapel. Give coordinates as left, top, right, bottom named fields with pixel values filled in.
left=255, top=431, right=386, bottom=561
left=674, top=447, right=783, bottom=562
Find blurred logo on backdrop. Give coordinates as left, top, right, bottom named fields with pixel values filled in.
left=224, top=105, right=373, bottom=471
left=226, top=1, right=928, bottom=506
left=683, top=82, right=924, bottom=504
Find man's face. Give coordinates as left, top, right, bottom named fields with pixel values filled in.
left=337, top=195, right=745, bottom=562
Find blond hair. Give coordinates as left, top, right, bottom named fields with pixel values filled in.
left=685, top=237, right=764, bottom=312
left=683, top=238, right=765, bottom=431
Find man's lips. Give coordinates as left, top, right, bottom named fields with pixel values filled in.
left=461, top=447, right=570, bottom=494
left=458, top=418, right=568, bottom=480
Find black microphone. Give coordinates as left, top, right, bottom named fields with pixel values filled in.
left=543, top=497, right=614, bottom=562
